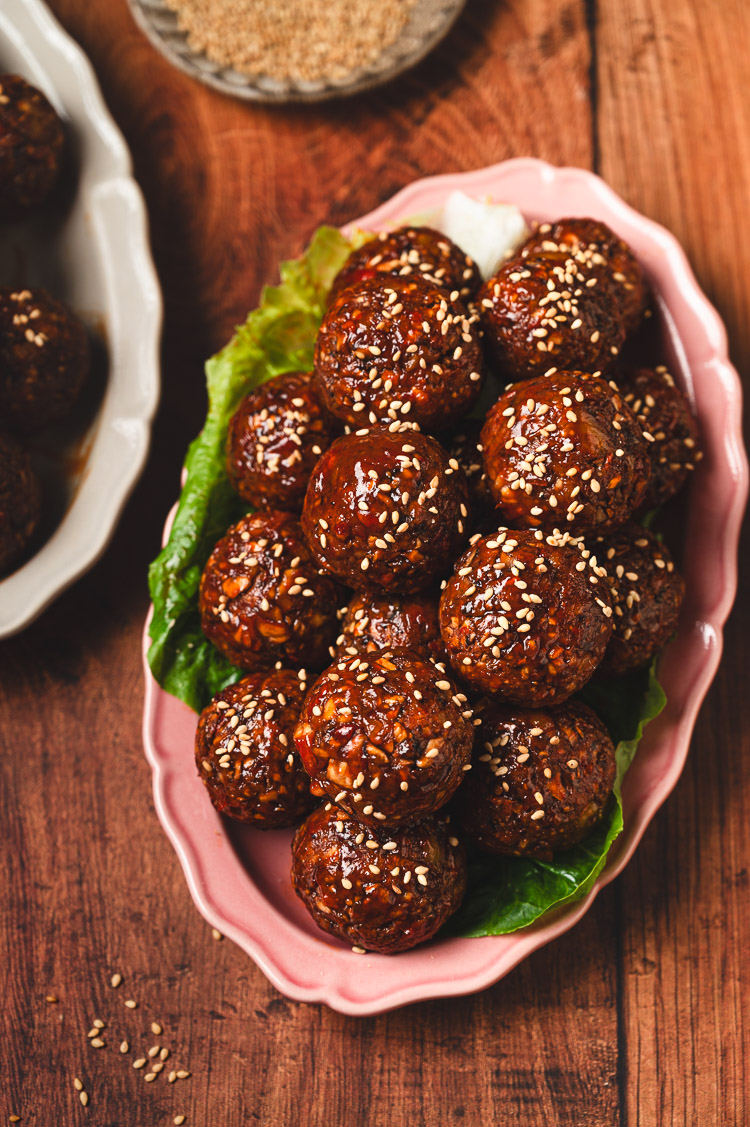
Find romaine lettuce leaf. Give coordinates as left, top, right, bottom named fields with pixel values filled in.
left=147, top=226, right=355, bottom=712
left=444, top=660, right=666, bottom=936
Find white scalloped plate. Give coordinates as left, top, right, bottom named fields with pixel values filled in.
left=0, top=0, right=161, bottom=635
left=143, top=159, right=747, bottom=1015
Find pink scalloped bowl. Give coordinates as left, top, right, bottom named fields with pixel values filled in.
left=142, top=159, right=747, bottom=1015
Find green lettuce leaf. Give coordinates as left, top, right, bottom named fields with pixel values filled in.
left=444, top=660, right=666, bottom=936
left=147, top=226, right=355, bottom=712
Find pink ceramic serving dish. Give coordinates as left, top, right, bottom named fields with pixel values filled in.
left=142, top=158, right=747, bottom=1015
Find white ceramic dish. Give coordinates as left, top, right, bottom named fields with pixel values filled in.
left=0, top=0, right=161, bottom=636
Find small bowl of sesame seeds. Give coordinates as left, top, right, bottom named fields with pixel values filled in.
left=143, top=160, right=746, bottom=1014
left=129, top=0, right=466, bottom=103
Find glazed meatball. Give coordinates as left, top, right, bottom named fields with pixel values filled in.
left=314, top=274, right=484, bottom=431
left=0, top=430, right=40, bottom=573
left=199, top=510, right=341, bottom=671
left=456, top=698, right=616, bottom=859
left=597, top=524, right=685, bottom=674
left=301, top=426, right=470, bottom=594
left=291, top=804, right=466, bottom=953
left=332, top=590, right=448, bottom=664
left=226, top=370, right=338, bottom=512
left=194, top=670, right=316, bottom=828
left=0, top=75, right=64, bottom=219
left=520, top=218, right=647, bottom=335
left=328, top=226, right=482, bottom=307
left=445, top=419, right=497, bottom=531
left=0, top=287, right=90, bottom=432
left=618, top=366, right=701, bottom=509
left=440, top=527, right=613, bottom=705
left=294, top=648, right=474, bottom=828
left=481, top=371, right=651, bottom=535
left=477, top=252, right=625, bottom=381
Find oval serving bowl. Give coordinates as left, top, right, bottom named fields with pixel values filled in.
left=0, top=0, right=161, bottom=637
left=142, top=159, right=747, bottom=1015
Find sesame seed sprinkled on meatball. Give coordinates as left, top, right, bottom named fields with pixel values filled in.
left=0, top=287, right=90, bottom=433
left=519, top=218, right=647, bottom=336
left=294, top=648, right=474, bottom=827
left=226, top=370, right=338, bottom=512
left=477, top=249, right=625, bottom=382
left=314, top=274, right=484, bottom=431
left=292, top=804, right=466, bottom=953
left=331, top=589, right=448, bottom=665
left=328, top=225, right=482, bottom=307
left=301, top=426, right=470, bottom=594
left=456, top=697, right=616, bottom=859
left=480, top=371, right=651, bottom=535
left=439, top=527, right=613, bottom=706
left=618, top=365, right=701, bottom=510
left=596, top=523, right=685, bottom=675
left=195, top=669, right=316, bottom=828
left=199, top=510, right=341, bottom=671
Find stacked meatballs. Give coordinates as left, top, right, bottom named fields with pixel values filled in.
left=0, top=76, right=91, bottom=574
left=194, top=218, right=699, bottom=954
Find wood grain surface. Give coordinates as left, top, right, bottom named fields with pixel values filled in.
left=1, top=0, right=748, bottom=1123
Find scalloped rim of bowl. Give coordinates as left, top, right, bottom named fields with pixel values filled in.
left=0, top=0, right=161, bottom=637
left=142, top=159, right=747, bottom=1015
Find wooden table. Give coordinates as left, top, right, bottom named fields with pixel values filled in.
left=2, top=1, right=748, bottom=1122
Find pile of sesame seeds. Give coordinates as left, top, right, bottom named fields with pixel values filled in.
left=163, top=0, right=418, bottom=84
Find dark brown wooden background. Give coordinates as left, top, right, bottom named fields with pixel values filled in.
left=1, top=1, right=748, bottom=1123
